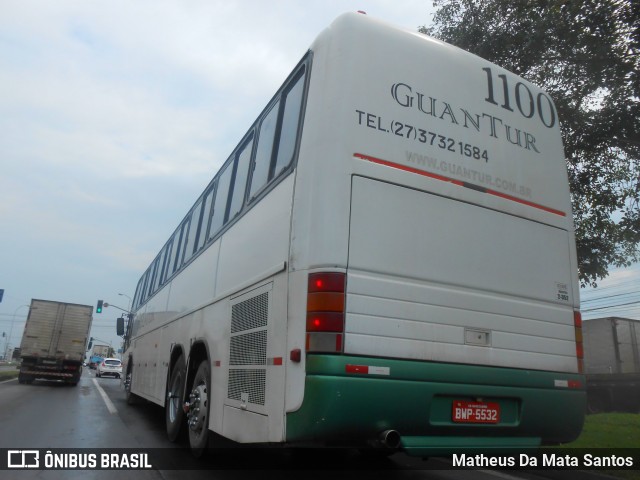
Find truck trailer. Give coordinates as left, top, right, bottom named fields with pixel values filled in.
left=18, top=299, right=93, bottom=386
left=583, top=317, right=640, bottom=412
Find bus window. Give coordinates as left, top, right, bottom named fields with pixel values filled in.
left=139, top=268, right=150, bottom=305
left=158, top=240, right=172, bottom=285
left=168, top=224, right=184, bottom=275
left=273, top=67, right=305, bottom=177
left=210, top=163, right=232, bottom=237
left=250, top=102, right=279, bottom=199
left=183, top=200, right=203, bottom=264
left=175, top=219, right=190, bottom=270
left=197, top=186, right=214, bottom=251
left=146, top=256, right=160, bottom=298
left=228, top=135, right=254, bottom=220
left=152, top=253, right=164, bottom=293
left=132, top=276, right=144, bottom=311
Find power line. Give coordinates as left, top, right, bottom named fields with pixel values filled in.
left=582, top=291, right=639, bottom=303
left=582, top=300, right=640, bottom=313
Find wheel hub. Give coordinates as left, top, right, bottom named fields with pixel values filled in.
left=187, top=383, right=207, bottom=432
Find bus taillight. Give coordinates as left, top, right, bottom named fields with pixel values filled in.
left=306, top=273, right=346, bottom=353
left=574, top=311, right=584, bottom=373
left=306, top=312, right=344, bottom=332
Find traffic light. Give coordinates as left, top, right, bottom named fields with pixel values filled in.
left=88, top=337, right=93, bottom=350
left=96, top=300, right=103, bottom=314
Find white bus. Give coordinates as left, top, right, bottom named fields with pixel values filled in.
left=121, top=12, right=585, bottom=457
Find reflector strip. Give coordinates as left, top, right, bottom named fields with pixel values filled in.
left=345, top=364, right=390, bottom=376
left=20, top=371, right=75, bottom=378
left=574, top=310, right=584, bottom=373
left=267, top=357, right=283, bottom=366
left=355, top=153, right=566, bottom=217
left=306, top=332, right=343, bottom=353
left=356, top=153, right=463, bottom=187
left=554, top=379, right=583, bottom=389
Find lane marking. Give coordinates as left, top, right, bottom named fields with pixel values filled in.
left=93, top=378, right=118, bottom=415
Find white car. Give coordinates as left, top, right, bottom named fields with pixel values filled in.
left=96, top=358, right=122, bottom=378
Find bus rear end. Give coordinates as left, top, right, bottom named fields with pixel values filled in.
left=286, top=13, right=584, bottom=455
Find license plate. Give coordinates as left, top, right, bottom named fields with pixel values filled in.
left=452, top=400, right=500, bottom=424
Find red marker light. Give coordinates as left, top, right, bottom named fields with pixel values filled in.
left=308, top=273, right=345, bottom=293
left=306, top=312, right=344, bottom=332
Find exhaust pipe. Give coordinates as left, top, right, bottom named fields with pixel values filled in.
left=378, top=430, right=401, bottom=449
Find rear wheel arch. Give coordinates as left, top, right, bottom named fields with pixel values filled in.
left=124, top=355, right=140, bottom=405
left=185, top=341, right=210, bottom=393
left=166, top=351, right=187, bottom=442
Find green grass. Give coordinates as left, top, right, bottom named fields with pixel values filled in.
left=565, top=413, right=640, bottom=448
left=557, top=413, right=640, bottom=480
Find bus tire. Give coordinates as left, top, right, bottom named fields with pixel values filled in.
left=125, top=364, right=141, bottom=405
left=587, top=390, right=610, bottom=414
left=187, top=360, right=210, bottom=457
left=166, top=354, right=186, bottom=442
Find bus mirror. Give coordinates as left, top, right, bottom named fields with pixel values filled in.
left=116, top=317, right=125, bottom=336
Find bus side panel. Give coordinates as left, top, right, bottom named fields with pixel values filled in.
left=165, top=240, right=221, bottom=320
left=214, top=177, right=295, bottom=443
left=215, top=176, right=294, bottom=297
left=130, top=327, right=163, bottom=403
left=129, top=240, right=221, bottom=404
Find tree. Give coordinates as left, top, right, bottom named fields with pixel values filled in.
left=421, top=0, right=640, bottom=286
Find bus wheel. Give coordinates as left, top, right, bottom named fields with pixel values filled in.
left=187, top=360, right=210, bottom=457
left=166, top=355, right=186, bottom=442
left=587, top=391, right=609, bottom=414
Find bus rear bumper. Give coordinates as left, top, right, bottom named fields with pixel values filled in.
left=286, top=355, right=585, bottom=456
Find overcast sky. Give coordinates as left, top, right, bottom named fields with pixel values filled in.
left=0, top=1, right=637, bottom=357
